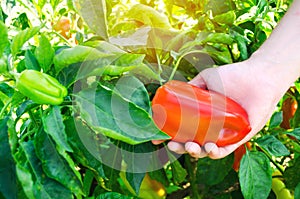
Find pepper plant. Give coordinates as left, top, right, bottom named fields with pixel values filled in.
left=0, top=0, right=299, bottom=199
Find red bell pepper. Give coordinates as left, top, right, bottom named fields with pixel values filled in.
left=151, top=80, right=251, bottom=147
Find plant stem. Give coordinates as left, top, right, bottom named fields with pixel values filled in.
left=185, top=154, right=202, bottom=199
left=168, top=50, right=204, bottom=81
left=0, top=98, right=12, bottom=119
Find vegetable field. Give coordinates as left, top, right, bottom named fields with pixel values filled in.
left=0, top=0, right=299, bottom=198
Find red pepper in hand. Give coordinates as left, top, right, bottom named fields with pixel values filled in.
left=151, top=80, right=251, bottom=147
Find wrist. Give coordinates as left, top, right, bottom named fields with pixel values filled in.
left=247, top=50, right=297, bottom=93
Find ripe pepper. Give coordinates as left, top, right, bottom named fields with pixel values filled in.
left=16, top=70, right=67, bottom=105
left=151, top=80, right=251, bottom=147
left=232, top=142, right=252, bottom=171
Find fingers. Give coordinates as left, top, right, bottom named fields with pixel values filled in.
left=151, top=140, right=165, bottom=145
left=188, top=73, right=207, bottom=89
left=167, top=141, right=186, bottom=154
left=185, top=142, right=207, bottom=158
left=204, top=142, right=240, bottom=159
left=153, top=140, right=238, bottom=160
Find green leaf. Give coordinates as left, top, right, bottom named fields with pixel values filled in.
left=0, top=117, right=17, bottom=199
left=81, top=54, right=145, bottom=77
left=96, top=192, right=134, bottom=199
left=34, top=129, right=83, bottom=196
left=119, top=142, right=157, bottom=194
left=25, top=50, right=40, bottom=71
left=0, top=21, right=9, bottom=55
left=42, top=106, right=73, bottom=153
left=256, top=135, right=290, bottom=157
left=167, top=151, right=187, bottom=185
left=127, top=4, right=171, bottom=29
left=232, top=31, right=249, bottom=60
left=295, top=182, right=300, bottom=199
left=0, top=90, right=10, bottom=105
left=35, top=34, right=54, bottom=72
left=269, top=111, right=283, bottom=128
left=283, top=157, right=300, bottom=189
left=203, top=44, right=232, bottom=64
left=82, top=169, right=94, bottom=196
left=204, top=0, right=233, bottom=16
left=20, top=141, right=73, bottom=199
left=109, top=75, right=151, bottom=112
left=213, top=10, right=236, bottom=25
left=74, top=83, right=170, bottom=145
left=285, top=128, right=300, bottom=140
left=11, top=26, right=41, bottom=57
left=74, top=0, right=108, bottom=40
left=65, top=118, right=105, bottom=178
left=202, top=33, right=234, bottom=45
left=101, top=143, right=122, bottom=190
left=129, top=63, right=162, bottom=81
left=196, top=154, right=234, bottom=186
left=50, top=0, right=60, bottom=10
left=109, top=26, right=150, bottom=47
left=239, top=151, right=272, bottom=199
left=15, top=164, right=35, bottom=199
left=83, top=40, right=125, bottom=54
left=126, top=172, right=145, bottom=195
left=53, top=45, right=116, bottom=73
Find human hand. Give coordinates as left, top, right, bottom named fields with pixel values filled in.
left=153, top=58, right=287, bottom=159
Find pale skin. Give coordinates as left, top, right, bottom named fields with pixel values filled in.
left=153, top=0, right=300, bottom=159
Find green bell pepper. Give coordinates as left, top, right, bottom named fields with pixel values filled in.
left=16, top=70, right=67, bottom=105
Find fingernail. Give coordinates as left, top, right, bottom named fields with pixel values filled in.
left=185, top=142, right=201, bottom=157
left=204, top=143, right=217, bottom=153
left=168, top=142, right=186, bottom=154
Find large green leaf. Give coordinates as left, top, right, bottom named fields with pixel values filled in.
left=65, top=118, right=105, bottom=178
left=196, top=154, right=234, bottom=186
left=42, top=106, right=73, bottom=153
left=11, top=26, right=41, bottom=57
left=268, top=111, right=283, bottom=128
left=126, top=172, right=145, bottom=196
left=34, top=129, right=83, bottom=196
left=256, top=135, right=290, bottom=157
left=74, top=82, right=170, bottom=145
left=0, top=21, right=9, bottom=55
left=204, top=0, right=234, bottom=16
left=53, top=45, right=116, bottom=73
left=239, top=151, right=272, bottom=199
left=0, top=117, right=17, bottom=199
left=15, top=164, right=35, bottom=199
left=284, top=157, right=300, bottom=189
left=126, top=4, right=171, bottom=29
left=20, top=141, right=73, bottom=199
left=109, top=75, right=151, bottom=112
left=120, top=141, right=156, bottom=194
left=74, top=0, right=108, bottom=40
left=295, top=183, right=300, bottom=199
left=82, top=54, right=145, bottom=77
left=35, top=34, right=54, bottom=72
left=284, top=128, right=300, bottom=140
left=25, top=50, right=40, bottom=71
left=96, top=192, right=134, bottom=199
left=166, top=151, right=187, bottom=185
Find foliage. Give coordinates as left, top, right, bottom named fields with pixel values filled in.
left=0, top=0, right=298, bottom=198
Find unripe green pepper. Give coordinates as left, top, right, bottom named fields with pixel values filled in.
left=16, top=70, right=67, bottom=105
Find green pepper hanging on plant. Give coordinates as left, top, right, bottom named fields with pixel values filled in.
left=16, top=70, right=68, bottom=105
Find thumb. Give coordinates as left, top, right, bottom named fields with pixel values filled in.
left=188, top=72, right=207, bottom=89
